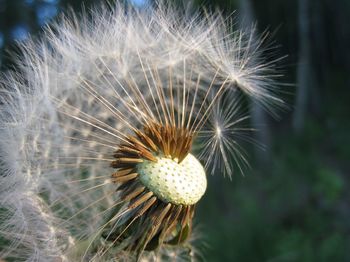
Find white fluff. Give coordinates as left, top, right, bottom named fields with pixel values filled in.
left=0, top=2, right=281, bottom=261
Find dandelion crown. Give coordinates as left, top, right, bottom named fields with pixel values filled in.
left=0, top=1, right=282, bottom=261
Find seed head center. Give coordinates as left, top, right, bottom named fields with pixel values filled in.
left=137, top=154, right=207, bottom=205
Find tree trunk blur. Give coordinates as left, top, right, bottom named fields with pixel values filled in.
left=293, top=0, right=312, bottom=133
left=239, top=0, right=271, bottom=165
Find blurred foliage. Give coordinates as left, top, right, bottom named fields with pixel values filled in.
left=197, top=94, right=350, bottom=261
left=197, top=114, right=350, bottom=261
left=1, top=0, right=350, bottom=261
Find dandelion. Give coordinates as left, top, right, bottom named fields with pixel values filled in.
left=197, top=89, right=253, bottom=178
left=0, top=2, right=282, bottom=261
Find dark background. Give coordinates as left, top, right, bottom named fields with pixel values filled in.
left=1, top=0, right=349, bottom=261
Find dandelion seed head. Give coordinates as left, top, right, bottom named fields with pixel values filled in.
left=0, top=1, right=283, bottom=260
left=137, top=153, right=207, bottom=205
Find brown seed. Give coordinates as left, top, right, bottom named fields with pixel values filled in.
left=113, top=172, right=138, bottom=183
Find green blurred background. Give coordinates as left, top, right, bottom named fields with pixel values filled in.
left=1, top=0, right=349, bottom=261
